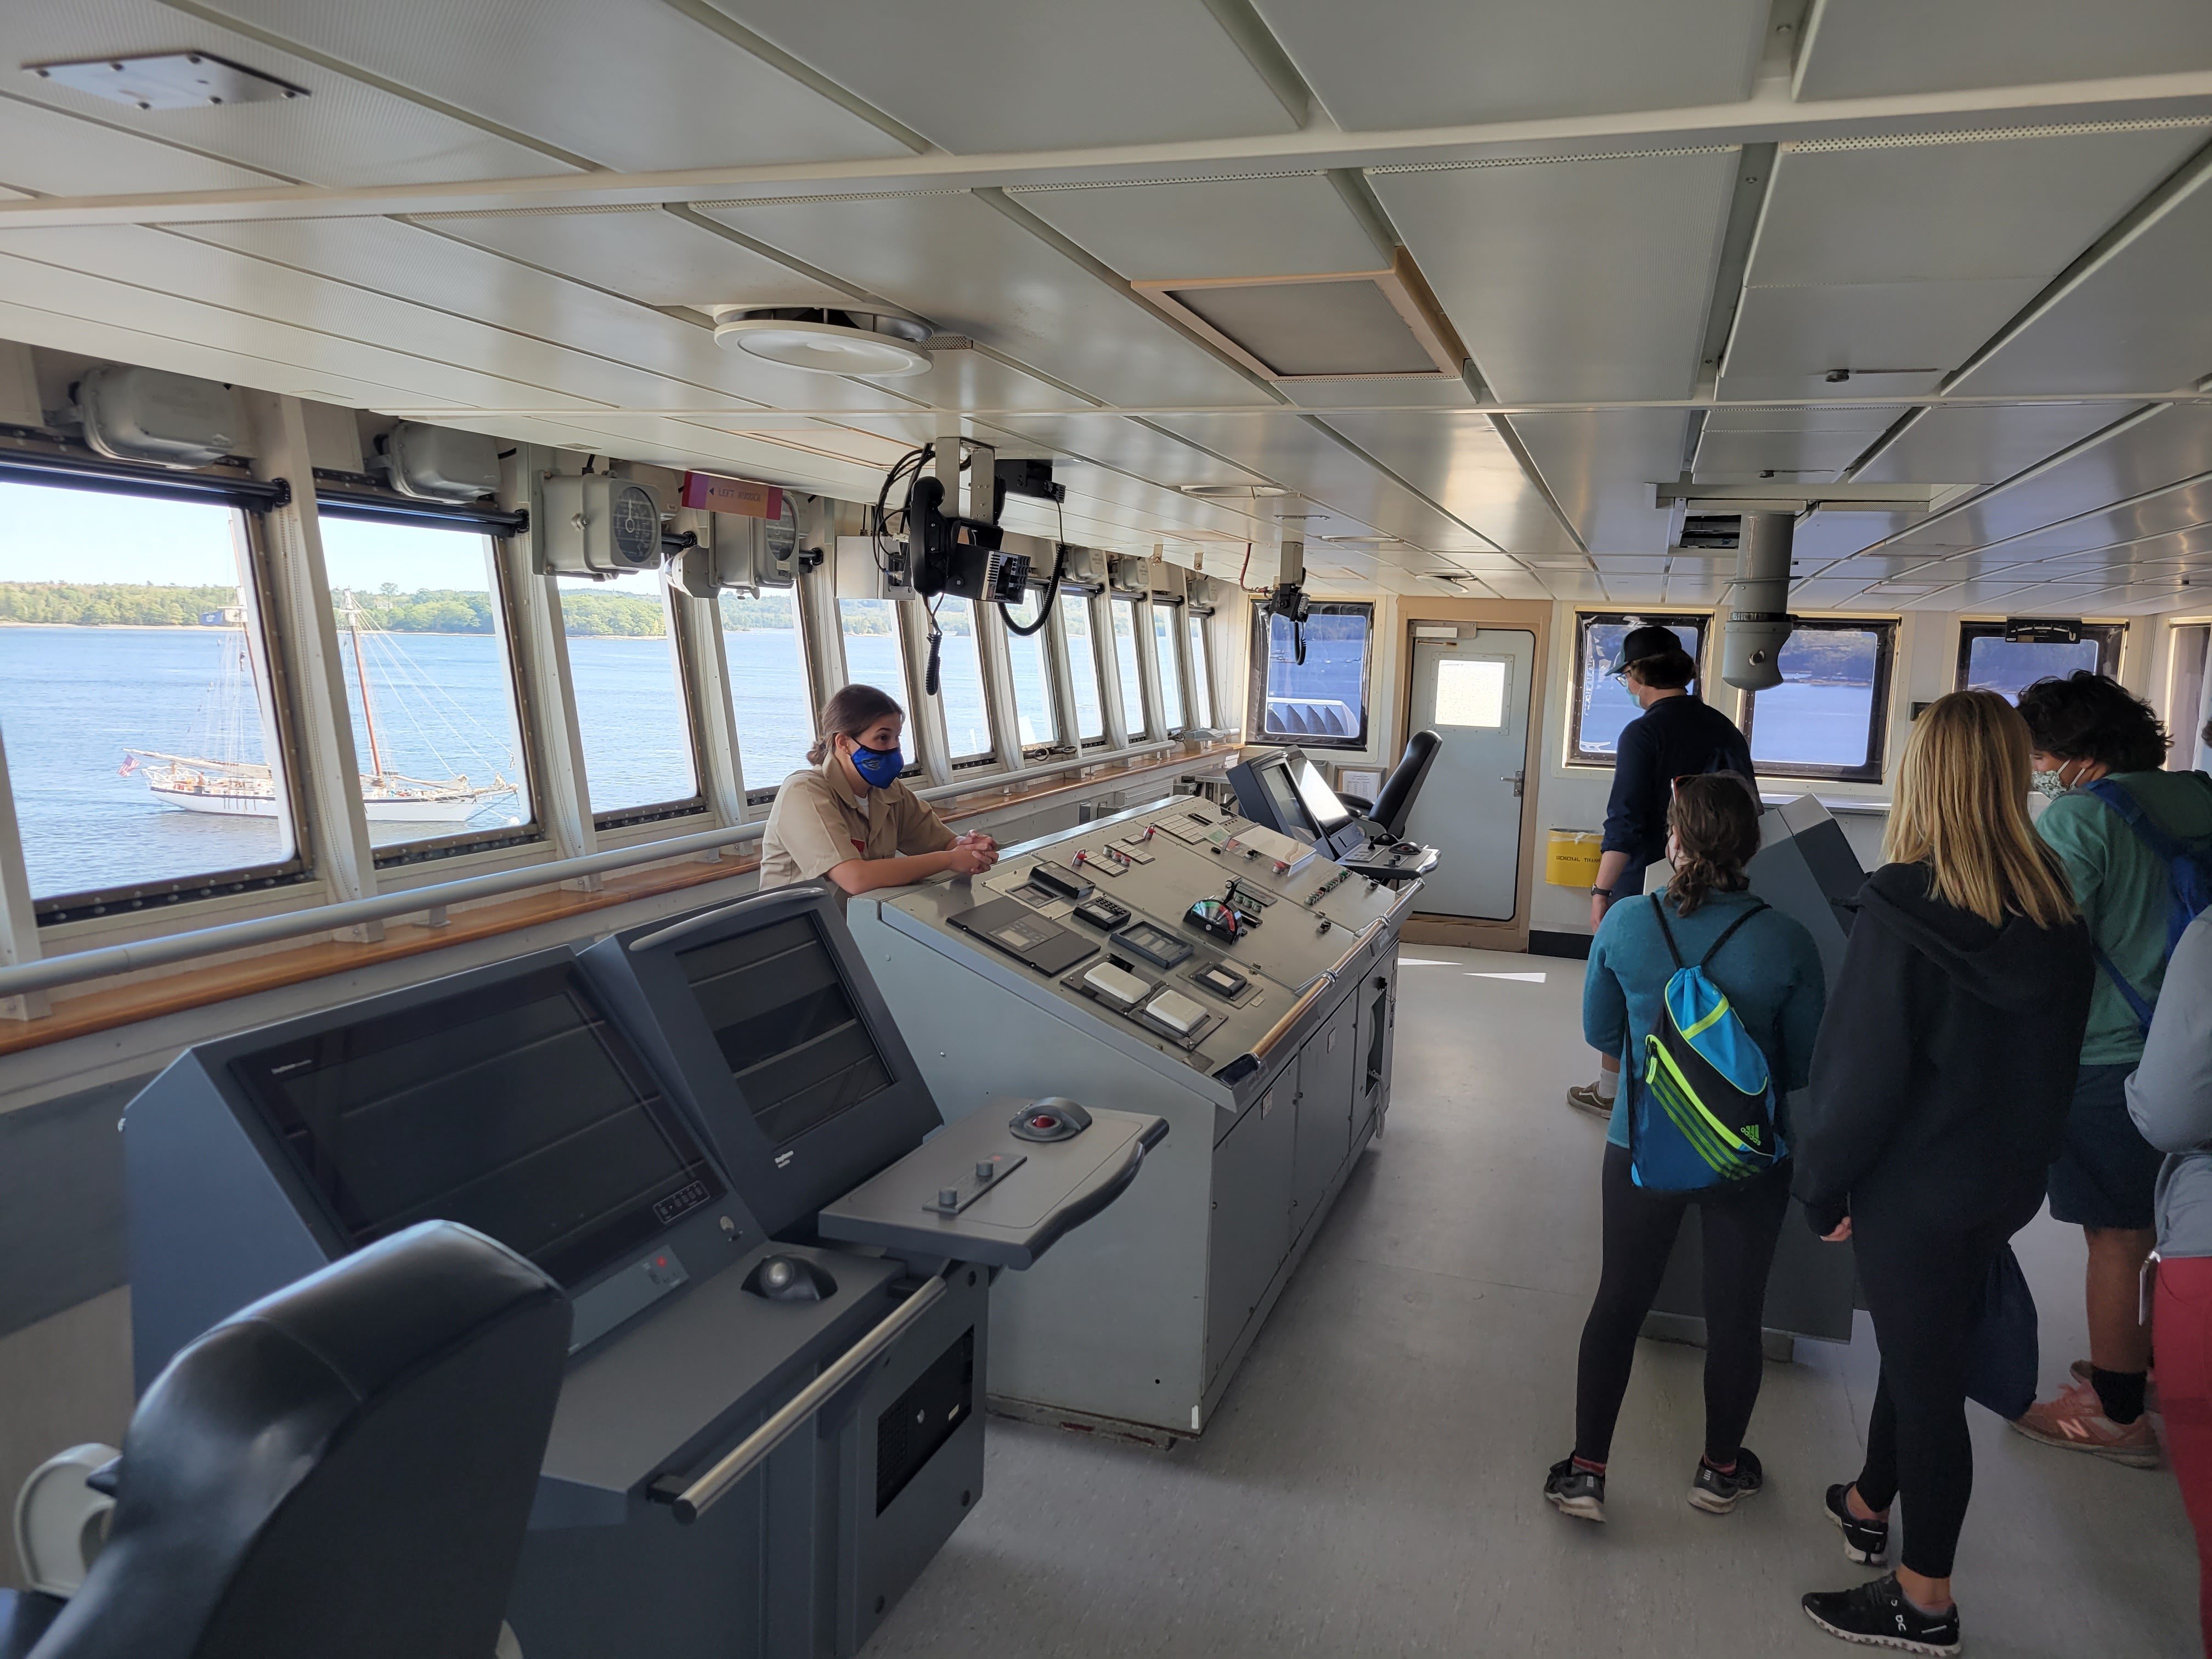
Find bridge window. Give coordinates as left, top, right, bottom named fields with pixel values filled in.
left=1111, top=596, right=1149, bottom=739
left=1005, top=599, right=1060, bottom=751
left=318, top=518, right=533, bottom=861
left=1955, top=620, right=2123, bottom=702
left=1153, top=600, right=1186, bottom=734
left=1060, top=592, right=1105, bottom=742
left=1249, top=602, right=1373, bottom=751
left=1187, top=611, right=1216, bottom=730
left=0, top=481, right=303, bottom=913
left=838, top=597, right=907, bottom=707
left=929, top=598, right=994, bottom=763
left=1568, top=613, right=1708, bottom=766
left=555, top=568, right=701, bottom=820
left=723, top=587, right=812, bottom=799
left=1742, top=619, right=1897, bottom=783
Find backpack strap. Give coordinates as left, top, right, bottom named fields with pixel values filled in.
left=2092, top=944, right=2157, bottom=1035
left=1647, top=893, right=1686, bottom=970
left=1696, top=899, right=1771, bottom=971
left=2078, top=778, right=2192, bottom=861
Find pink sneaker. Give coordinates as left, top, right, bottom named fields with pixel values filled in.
left=2068, top=1358, right=2161, bottom=1417
left=2010, top=1380, right=2162, bottom=1468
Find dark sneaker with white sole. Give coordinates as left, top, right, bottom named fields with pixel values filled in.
left=1825, top=1482, right=1889, bottom=1565
left=1803, top=1573, right=1961, bottom=1655
left=1543, top=1457, right=1605, bottom=1522
left=1688, top=1447, right=1763, bottom=1514
left=1564, top=1084, right=1615, bottom=1119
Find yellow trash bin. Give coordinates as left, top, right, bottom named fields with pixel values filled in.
left=1544, top=828, right=1603, bottom=887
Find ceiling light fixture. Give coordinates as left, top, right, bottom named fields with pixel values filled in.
left=1179, top=483, right=1289, bottom=499
left=709, top=307, right=932, bottom=377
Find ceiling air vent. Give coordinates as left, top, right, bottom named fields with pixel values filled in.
left=1135, top=249, right=1465, bottom=383
left=1678, top=514, right=1742, bottom=550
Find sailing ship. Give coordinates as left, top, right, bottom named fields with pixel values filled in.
left=123, top=594, right=516, bottom=825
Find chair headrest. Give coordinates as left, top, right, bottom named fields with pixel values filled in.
left=35, top=1222, right=568, bottom=1659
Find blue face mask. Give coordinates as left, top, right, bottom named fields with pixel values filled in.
left=847, top=741, right=904, bottom=789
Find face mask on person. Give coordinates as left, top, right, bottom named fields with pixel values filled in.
left=2032, top=758, right=2080, bottom=799
left=845, top=740, right=904, bottom=789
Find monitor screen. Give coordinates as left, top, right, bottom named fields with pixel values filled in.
left=1253, top=755, right=1319, bottom=840
left=232, top=962, right=723, bottom=1290
left=676, top=915, right=893, bottom=1148
left=1289, top=753, right=1354, bottom=832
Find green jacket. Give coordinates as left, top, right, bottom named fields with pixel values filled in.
left=2035, top=769, right=2212, bottom=1064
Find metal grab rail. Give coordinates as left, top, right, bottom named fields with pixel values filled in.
left=655, top=1274, right=950, bottom=1525
left=0, top=819, right=765, bottom=1005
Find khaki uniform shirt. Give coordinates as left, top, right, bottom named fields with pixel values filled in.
left=757, top=754, right=955, bottom=896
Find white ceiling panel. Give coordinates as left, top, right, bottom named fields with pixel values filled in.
left=1883, top=404, right=2212, bottom=554
left=0, top=1, right=577, bottom=186
left=1692, top=425, right=1883, bottom=482
left=198, top=0, right=915, bottom=170
left=1141, top=411, right=1512, bottom=553
left=1011, top=176, right=1383, bottom=281
left=1718, top=280, right=2043, bottom=399
left=1948, top=173, right=2212, bottom=397
left=1313, top=412, right=1582, bottom=555
left=1853, top=402, right=2132, bottom=486
left=699, top=0, right=1295, bottom=152
left=1750, top=132, right=2205, bottom=286
left=1374, top=153, right=1740, bottom=403
left=419, top=207, right=855, bottom=309
left=697, top=194, right=1271, bottom=411
left=1985, top=481, right=2212, bottom=559
left=1512, top=410, right=1692, bottom=555
left=1796, top=0, right=2212, bottom=100
left=0, top=94, right=280, bottom=196
left=1254, top=0, right=1764, bottom=130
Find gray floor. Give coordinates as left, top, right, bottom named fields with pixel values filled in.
left=867, top=945, right=2201, bottom=1658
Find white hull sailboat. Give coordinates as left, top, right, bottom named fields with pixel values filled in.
left=125, top=597, right=515, bottom=827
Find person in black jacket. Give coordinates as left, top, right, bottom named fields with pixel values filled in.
left=1792, top=691, right=2094, bottom=1656
left=1567, top=624, right=1756, bottom=1117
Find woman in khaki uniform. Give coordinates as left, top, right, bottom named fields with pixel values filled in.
left=758, top=684, right=998, bottom=896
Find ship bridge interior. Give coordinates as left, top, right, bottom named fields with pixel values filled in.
left=0, top=3, right=2208, bottom=1656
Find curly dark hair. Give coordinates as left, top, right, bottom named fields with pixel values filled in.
left=2015, top=670, right=2169, bottom=773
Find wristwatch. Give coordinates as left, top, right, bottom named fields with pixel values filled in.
left=1588, top=885, right=1615, bottom=898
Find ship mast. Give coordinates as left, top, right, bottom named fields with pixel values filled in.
left=342, top=593, right=388, bottom=781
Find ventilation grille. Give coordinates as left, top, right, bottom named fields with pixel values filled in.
left=1791, top=116, right=2212, bottom=154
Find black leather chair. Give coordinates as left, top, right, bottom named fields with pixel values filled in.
left=1336, top=730, right=1442, bottom=841
left=2, top=1221, right=570, bottom=1659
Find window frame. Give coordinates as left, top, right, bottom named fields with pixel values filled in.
left=1954, top=619, right=2125, bottom=697
left=1740, top=617, right=1899, bottom=785
left=555, top=569, right=710, bottom=832
left=1565, top=611, right=1712, bottom=768
left=14, top=491, right=318, bottom=926
left=323, top=523, right=551, bottom=872
left=1003, top=582, right=1064, bottom=760
left=1244, top=600, right=1375, bottom=753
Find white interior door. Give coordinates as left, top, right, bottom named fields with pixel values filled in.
left=1402, top=629, right=1534, bottom=921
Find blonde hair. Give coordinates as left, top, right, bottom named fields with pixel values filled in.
left=1884, top=690, right=2076, bottom=929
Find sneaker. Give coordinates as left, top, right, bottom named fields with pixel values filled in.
left=2009, top=1379, right=2162, bottom=1468
left=1688, top=1447, right=1764, bottom=1514
left=1565, top=1082, right=1616, bottom=1119
left=1802, top=1573, right=1960, bottom=1655
left=1543, top=1456, right=1605, bottom=1522
left=1824, top=1482, right=1889, bottom=1565
left=2068, top=1358, right=2161, bottom=1417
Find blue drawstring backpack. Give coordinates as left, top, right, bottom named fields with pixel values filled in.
left=2074, top=776, right=2212, bottom=1032
left=1629, top=895, right=1785, bottom=1193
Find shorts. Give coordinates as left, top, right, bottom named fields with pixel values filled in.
left=2047, top=1062, right=2164, bottom=1230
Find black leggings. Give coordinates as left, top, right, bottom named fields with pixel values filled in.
left=1574, top=1142, right=1792, bottom=1465
left=1853, top=1192, right=2040, bottom=1580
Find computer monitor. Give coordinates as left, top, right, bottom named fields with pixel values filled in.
left=228, top=957, right=723, bottom=1291
left=1287, top=751, right=1355, bottom=836
left=579, top=884, right=945, bottom=1238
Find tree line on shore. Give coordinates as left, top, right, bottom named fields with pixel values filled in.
left=0, top=582, right=969, bottom=636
